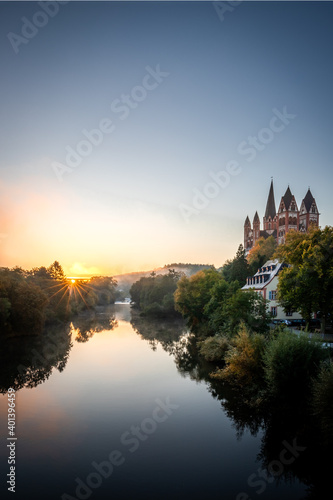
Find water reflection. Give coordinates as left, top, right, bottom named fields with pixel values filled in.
left=1, top=304, right=331, bottom=498
left=0, top=322, right=73, bottom=394
left=130, top=309, right=188, bottom=354
left=71, top=305, right=118, bottom=342
left=0, top=305, right=118, bottom=393
left=130, top=308, right=332, bottom=499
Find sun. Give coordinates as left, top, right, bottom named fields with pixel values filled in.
left=71, top=279, right=76, bottom=284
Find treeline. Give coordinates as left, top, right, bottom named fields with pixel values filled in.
left=175, top=267, right=269, bottom=336
left=173, top=227, right=333, bottom=437
left=163, top=263, right=212, bottom=275
left=0, top=262, right=117, bottom=337
left=130, top=269, right=183, bottom=317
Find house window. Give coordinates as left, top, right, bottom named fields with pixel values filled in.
left=268, top=291, right=277, bottom=300
left=286, top=309, right=293, bottom=317
left=271, top=306, right=277, bottom=317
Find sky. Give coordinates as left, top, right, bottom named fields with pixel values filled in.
left=0, top=1, right=333, bottom=276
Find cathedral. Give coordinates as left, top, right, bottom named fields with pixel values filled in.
left=244, top=180, right=320, bottom=253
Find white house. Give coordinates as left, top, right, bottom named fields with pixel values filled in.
left=241, top=259, right=302, bottom=321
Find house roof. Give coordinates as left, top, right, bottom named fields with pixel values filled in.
left=264, top=180, right=276, bottom=219
left=241, top=259, right=283, bottom=290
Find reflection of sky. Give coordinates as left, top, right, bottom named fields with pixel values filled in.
left=0, top=307, right=306, bottom=499
left=0, top=2, right=332, bottom=274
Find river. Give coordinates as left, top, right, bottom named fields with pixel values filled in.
left=0, top=304, right=321, bottom=499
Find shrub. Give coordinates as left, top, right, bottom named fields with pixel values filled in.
left=198, top=335, right=231, bottom=362
left=212, top=324, right=266, bottom=388
left=263, top=332, right=328, bottom=404
left=312, top=360, right=333, bottom=437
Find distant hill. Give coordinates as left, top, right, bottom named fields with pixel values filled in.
left=114, top=263, right=213, bottom=299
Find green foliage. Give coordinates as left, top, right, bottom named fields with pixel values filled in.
left=221, top=244, right=249, bottom=286
left=213, top=288, right=270, bottom=335
left=175, top=267, right=270, bottom=337
left=275, top=226, right=333, bottom=332
left=213, top=324, right=266, bottom=388
left=174, top=267, right=223, bottom=332
left=198, top=335, right=231, bottom=362
left=89, top=276, right=117, bottom=305
left=263, top=331, right=328, bottom=405
left=130, top=269, right=182, bottom=317
left=248, top=236, right=277, bottom=274
left=0, top=262, right=118, bottom=336
left=312, top=361, right=333, bottom=437
left=0, top=269, right=48, bottom=336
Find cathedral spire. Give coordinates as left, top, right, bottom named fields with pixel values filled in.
left=264, top=179, right=276, bottom=219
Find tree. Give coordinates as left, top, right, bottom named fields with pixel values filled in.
left=130, top=269, right=183, bottom=317
left=275, top=226, right=333, bottom=332
left=47, top=261, right=66, bottom=281
left=174, top=267, right=270, bottom=337
left=222, top=244, right=249, bottom=285
left=0, top=269, right=48, bottom=336
left=174, top=268, right=223, bottom=332
left=248, top=236, right=277, bottom=274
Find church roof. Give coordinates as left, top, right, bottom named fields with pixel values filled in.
left=253, top=211, right=260, bottom=223
left=302, top=188, right=315, bottom=212
left=264, top=180, right=276, bottom=219
left=244, top=215, right=251, bottom=226
left=282, top=186, right=293, bottom=210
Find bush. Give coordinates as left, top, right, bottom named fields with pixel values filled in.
left=312, top=360, right=333, bottom=437
left=212, top=324, right=266, bottom=388
left=263, top=332, right=328, bottom=404
left=198, top=335, right=231, bottom=362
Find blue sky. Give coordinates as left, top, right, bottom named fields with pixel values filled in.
left=0, top=1, right=332, bottom=275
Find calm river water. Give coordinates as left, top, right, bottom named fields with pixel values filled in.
left=0, top=304, right=320, bottom=499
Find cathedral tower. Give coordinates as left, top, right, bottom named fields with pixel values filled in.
left=253, top=211, right=260, bottom=245
left=263, top=179, right=277, bottom=235
left=244, top=216, right=252, bottom=252
left=299, top=188, right=319, bottom=232
left=277, top=186, right=299, bottom=244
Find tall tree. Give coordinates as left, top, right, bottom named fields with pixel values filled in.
left=275, top=226, right=333, bottom=332
left=47, top=261, right=66, bottom=281
left=222, top=244, right=249, bottom=285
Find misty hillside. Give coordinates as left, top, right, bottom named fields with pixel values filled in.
left=114, top=263, right=212, bottom=299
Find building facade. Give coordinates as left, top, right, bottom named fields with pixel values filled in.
left=244, top=180, right=319, bottom=252
left=241, top=259, right=302, bottom=321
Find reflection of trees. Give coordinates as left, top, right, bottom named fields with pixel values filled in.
left=0, top=323, right=73, bottom=393
left=132, top=311, right=332, bottom=498
left=71, top=307, right=118, bottom=343
left=130, top=310, right=187, bottom=354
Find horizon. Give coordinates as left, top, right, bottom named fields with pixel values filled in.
left=1, top=2, right=332, bottom=276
